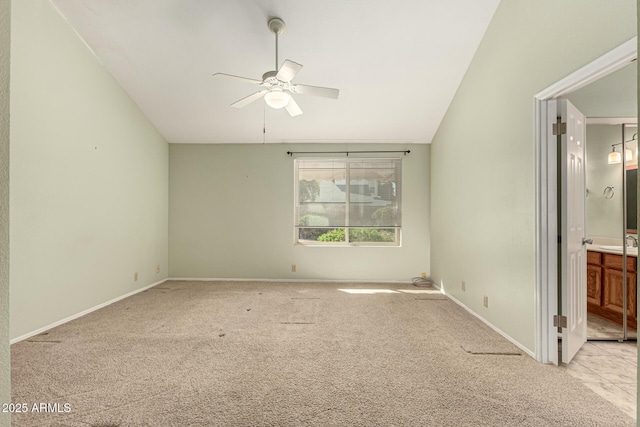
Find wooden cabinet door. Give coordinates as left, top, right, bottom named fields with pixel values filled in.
left=603, top=268, right=636, bottom=318
left=586, top=265, right=602, bottom=306
left=627, top=272, right=637, bottom=320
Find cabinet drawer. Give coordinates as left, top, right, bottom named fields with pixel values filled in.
left=603, top=253, right=636, bottom=272
left=587, top=251, right=601, bottom=265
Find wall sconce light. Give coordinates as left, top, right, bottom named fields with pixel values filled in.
left=607, top=142, right=633, bottom=165
left=608, top=145, right=621, bottom=164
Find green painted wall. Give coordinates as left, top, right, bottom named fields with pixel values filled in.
left=0, top=0, right=9, bottom=424
left=169, top=143, right=430, bottom=281
left=10, top=0, right=169, bottom=340
left=430, top=0, right=636, bottom=352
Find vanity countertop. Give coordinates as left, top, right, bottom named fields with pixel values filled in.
left=586, top=244, right=638, bottom=258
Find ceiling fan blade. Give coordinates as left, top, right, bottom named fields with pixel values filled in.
left=285, top=96, right=303, bottom=117
left=231, top=90, right=268, bottom=108
left=276, top=60, right=303, bottom=83
left=213, top=73, right=262, bottom=85
left=294, top=84, right=339, bottom=99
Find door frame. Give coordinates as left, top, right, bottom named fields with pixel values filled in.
left=534, top=37, right=637, bottom=364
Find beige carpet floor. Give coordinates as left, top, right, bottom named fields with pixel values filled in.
left=10, top=281, right=635, bottom=426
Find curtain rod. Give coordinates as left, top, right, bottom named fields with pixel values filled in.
left=286, top=150, right=410, bottom=157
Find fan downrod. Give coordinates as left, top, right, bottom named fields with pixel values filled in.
left=268, top=18, right=286, bottom=71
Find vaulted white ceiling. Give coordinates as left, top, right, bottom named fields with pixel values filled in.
left=51, top=0, right=501, bottom=144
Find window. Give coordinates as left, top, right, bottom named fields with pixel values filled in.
left=294, top=158, right=401, bottom=246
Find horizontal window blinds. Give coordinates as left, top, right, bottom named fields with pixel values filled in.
left=295, top=158, right=401, bottom=245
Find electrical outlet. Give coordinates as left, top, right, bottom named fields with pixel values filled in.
left=421, top=272, right=427, bottom=279
left=156, top=264, right=160, bottom=274
left=483, top=295, right=488, bottom=308
left=291, top=264, right=297, bottom=273
left=461, top=281, right=466, bottom=292
left=134, top=272, right=138, bottom=281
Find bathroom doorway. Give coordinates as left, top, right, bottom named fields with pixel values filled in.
left=534, top=37, right=637, bottom=365
left=565, top=59, right=637, bottom=342
left=577, top=120, right=637, bottom=342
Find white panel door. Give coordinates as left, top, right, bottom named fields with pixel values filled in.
left=560, top=99, right=587, bottom=364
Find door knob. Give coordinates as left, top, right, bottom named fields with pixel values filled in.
left=582, top=238, right=593, bottom=245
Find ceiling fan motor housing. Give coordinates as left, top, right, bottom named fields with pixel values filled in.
left=262, top=70, right=279, bottom=85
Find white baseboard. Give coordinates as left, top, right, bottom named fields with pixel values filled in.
left=440, top=289, right=536, bottom=359
left=10, top=279, right=168, bottom=344
left=167, top=277, right=413, bottom=284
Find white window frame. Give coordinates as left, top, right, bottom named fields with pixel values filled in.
left=294, top=157, right=402, bottom=247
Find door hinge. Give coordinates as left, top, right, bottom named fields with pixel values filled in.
left=553, top=314, right=567, bottom=328
left=557, top=235, right=561, bottom=244
left=553, top=122, right=567, bottom=136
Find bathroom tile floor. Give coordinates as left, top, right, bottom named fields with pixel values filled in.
left=561, top=321, right=637, bottom=420
left=587, top=313, right=637, bottom=340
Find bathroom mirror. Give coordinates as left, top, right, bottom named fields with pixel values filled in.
left=627, top=168, right=637, bottom=233
left=624, top=128, right=637, bottom=234
left=585, top=124, right=637, bottom=238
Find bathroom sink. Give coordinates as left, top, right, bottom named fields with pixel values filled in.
left=599, top=245, right=638, bottom=253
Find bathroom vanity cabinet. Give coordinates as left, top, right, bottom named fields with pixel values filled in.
left=586, top=250, right=637, bottom=329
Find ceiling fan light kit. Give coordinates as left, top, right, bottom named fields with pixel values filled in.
left=213, top=17, right=339, bottom=117
left=264, top=87, right=290, bottom=109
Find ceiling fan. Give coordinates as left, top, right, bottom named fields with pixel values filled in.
left=212, top=17, right=339, bottom=117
